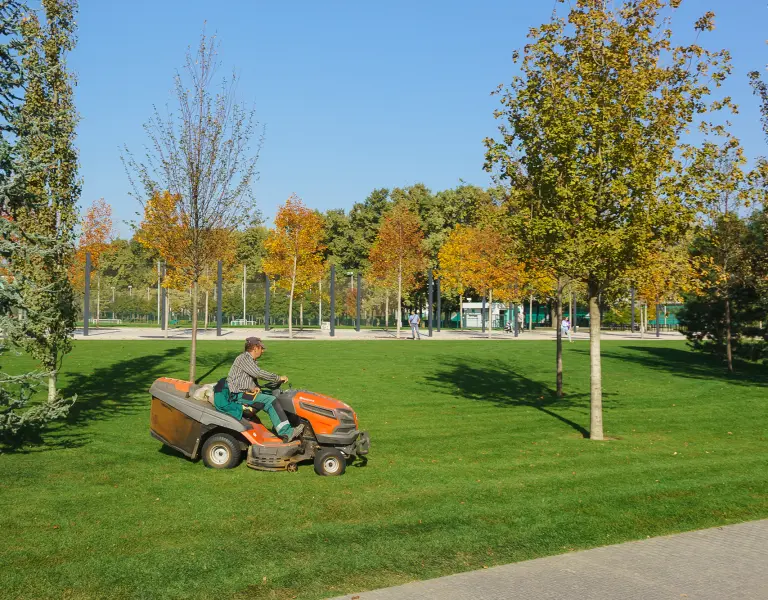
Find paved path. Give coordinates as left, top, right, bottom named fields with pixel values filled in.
left=332, top=520, right=768, bottom=600
left=74, top=326, right=684, bottom=342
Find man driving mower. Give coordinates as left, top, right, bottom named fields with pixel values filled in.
left=213, top=337, right=304, bottom=441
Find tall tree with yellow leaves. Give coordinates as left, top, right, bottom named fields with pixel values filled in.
left=369, top=202, right=426, bottom=339
left=465, top=226, right=524, bottom=340
left=632, top=240, right=694, bottom=337
left=437, top=225, right=477, bottom=329
left=262, top=196, right=325, bottom=339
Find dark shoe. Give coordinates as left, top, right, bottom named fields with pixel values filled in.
left=288, top=424, right=305, bottom=441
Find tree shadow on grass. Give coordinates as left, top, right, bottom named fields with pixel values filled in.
left=61, top=346, right=188, bottom=428
left=423, top=358, right=613, bottom=438
left=575, top=345, right=768, bottom=388
left=194, top=351, right=234, bottom=384
left=5, top=346, right=188, bottom=454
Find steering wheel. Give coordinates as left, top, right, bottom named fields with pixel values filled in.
left=263, top=379, right=289, bottom=392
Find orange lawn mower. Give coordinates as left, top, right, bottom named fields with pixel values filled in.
left=149, top=378, right=370, bottom=476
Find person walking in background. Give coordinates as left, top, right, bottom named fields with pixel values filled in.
left=408, top=310, right=421, bottom=340
left=563, top=317, right=573, bottom=343
left=517, top=306, right=525, bottom=334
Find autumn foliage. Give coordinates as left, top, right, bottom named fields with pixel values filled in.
left=437, top=224, right=524, bottom=335
left=263, top=195, right=325, bottom=338
left=369, top=202, right=426, bottom=338
left=437, top=225, right=476, bottom=304
left=70, top=199, right=114, bottom=290
left=136, top=190, right=236, bottom=292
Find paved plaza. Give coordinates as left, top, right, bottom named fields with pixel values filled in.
left=332, top=520, right=768, bottom=600
left=74, top=325, right=684, bottom=342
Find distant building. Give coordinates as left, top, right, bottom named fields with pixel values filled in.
left=461, top=301, right=510, bottom=328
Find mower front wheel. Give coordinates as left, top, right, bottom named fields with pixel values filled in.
left=314, top=448, right=346, bottom=476
left=201, top=434, right=242, bottom=469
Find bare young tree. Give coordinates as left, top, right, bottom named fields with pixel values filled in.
left=123, top=32, right=263, bottom=381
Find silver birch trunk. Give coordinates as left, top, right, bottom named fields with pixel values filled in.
left=204, top=290, right=209, bottom=331
left=157, top=262, right=161, bottom=326
left=459, top=294, right=463, bottom=329
left=288, top=254, right=297, bottom=339
left=300, top=301, right=303, bottom=330
left=396, top=262, right=402, bottom=339
left=164, top=290, right=170, bottom=339
left=385, top=294, right=389, bottom=330
left=588, top=286, right=604, bottom=440
left=488, top=289, right=493, bottom=339
left=96, top=277, right=101, bottom=327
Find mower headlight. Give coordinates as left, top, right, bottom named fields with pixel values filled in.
left=299, top=401, right=336, bottom=419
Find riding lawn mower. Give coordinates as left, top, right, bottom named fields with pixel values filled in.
left=149, top=378, right=370, bottom=476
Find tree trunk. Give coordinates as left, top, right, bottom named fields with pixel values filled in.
left=189, top=281, right=198, bottom=382
left=242, top=264, right=247, bottom=323
left=588, top=283, right=604, bottom=440
left=655, top=296, right=660, bottom=338
left=396, top=262, right=402, bottom=339
left=459, top=294, right=464, bottom=329
left=319, top=280, right=322, bottom=327
left=529, top=294, right=533, bottom=331
left=556, top=282, right=563, bottom=398
left=488, top=289, right=493, bottom=339
left=96, top=276, right=101, bottom=327
left=725, top=297, right=733, bottom=372
left=48, top=370, right=57, bottom=403
left=289, top=255, right=297, bottom=339
left=385, top=294, right=389, bottom=330
left=550, top=302, right=556, bottom=329
left=164, top=289, right=170, bottom=339
left=300, top=301, right=304, bottom=331
left=204, top=290, right=209, bottom=331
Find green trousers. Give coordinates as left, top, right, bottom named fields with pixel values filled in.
left=214, top=385, right=294, bottom=437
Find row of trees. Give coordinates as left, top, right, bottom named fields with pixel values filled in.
left=73, top=3, right=768, bottom=449
left=8, top=1, right=765, bottom=446
left=111, top=1, right=767, bottom=450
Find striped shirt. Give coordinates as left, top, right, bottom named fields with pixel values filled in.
left=227, top=352, right=281, bottom=393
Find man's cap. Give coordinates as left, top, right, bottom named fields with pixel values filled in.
left=245, top=336, right=265, bottom=348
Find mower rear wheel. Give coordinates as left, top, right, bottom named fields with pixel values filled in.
left=201, top=434, right=241, bottom=469
left=314, top=448, right=346, bottom=476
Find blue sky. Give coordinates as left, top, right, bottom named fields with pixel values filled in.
left=71, top=0, right=767, bottom=236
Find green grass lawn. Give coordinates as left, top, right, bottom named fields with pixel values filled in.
left=1, top=340, right=766, bottom=600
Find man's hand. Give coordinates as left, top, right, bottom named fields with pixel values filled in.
left=250, top=386, right=261, bottom=395
left=279, top=375, right=288, bottom=384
